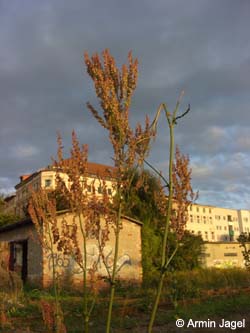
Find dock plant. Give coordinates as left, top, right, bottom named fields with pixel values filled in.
left=84, top=49, right=155, bottom=332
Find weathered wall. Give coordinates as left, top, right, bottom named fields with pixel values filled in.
left=0, top=224, right=42, bottom=285
left=42, top=212, right=142, bottom=287
left=203, top=242, right=250, bottom=268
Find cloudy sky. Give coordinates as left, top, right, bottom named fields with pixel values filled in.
left=0, top=0, right=250, bottom=209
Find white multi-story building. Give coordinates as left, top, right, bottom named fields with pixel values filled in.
left=6, top=162, right=116, bottom=218
left=186, top=203, right=250, bottom=242
left=3, top=163, right=250, bottom=243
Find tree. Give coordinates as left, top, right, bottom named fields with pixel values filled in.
left=0, top=194, right=20, bottom=228
left=122, top=169, right=163, bottom=224
left=237, top=233, right=250, bottom=270
left=122, top=167, right=201, bottom=283
left=167, top=231, right=203, bottom=271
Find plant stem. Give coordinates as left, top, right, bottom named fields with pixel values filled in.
left=48, top=226, right=60, bottom=333
left=79, top=213, right=89, bottom=333
left=106, top=201, right=122, bottom=333
left=148, top=119, right=175, bottom=333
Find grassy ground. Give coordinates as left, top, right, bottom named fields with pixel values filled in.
left=1, top=286, right=250, bottom=332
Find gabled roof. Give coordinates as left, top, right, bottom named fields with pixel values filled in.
left=58, top=160, right=117, bottom=179
left=15, top=161, right=117, bottom=189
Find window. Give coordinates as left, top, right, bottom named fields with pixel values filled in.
left=224, top=226, right=227, bottom=231
left=224, top=253, right=237, bottom=257
left=87, top=185, right=92, bottom=193
left=211, top=232, right=215, bottom=240
left=108, top=188, right=112, bottom=195
left=98, top=186, right=103, bottom=194
left=190, top=205, right=192, bottom=211
left=209, top=208, right=212, bottom=214
left=196, top=207, right=199, bottom=213
left=203, top=208, right=205, bottom=213
left=45, top=179, right=52, bottom=188
left=197, top=216, right=200, bottom=223
left=205, top=231, right=208, bottom=240
left=190, top=215, right=193, bottom=222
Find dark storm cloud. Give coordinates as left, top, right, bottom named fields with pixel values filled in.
left=0, top=0, right=250, bottom=208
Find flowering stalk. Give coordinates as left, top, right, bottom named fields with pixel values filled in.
left=84, top=49, right=154, bottom=332
left=28, top=190, right=63, bottom=333
left=54, top=131, right=113, bottom=333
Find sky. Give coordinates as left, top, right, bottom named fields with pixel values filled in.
left=0, top=0, right=250, bottom=210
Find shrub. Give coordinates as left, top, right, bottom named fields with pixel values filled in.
left=163, top=268, right=250, bottom=301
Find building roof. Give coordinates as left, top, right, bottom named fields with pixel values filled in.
left=4, top=195, right=16, bottom=203
left=0, top=218, right=33, bottom=233
left=0, top=213, right=142, bottom=234
left=58, top=160, right=117, bottom=179
left=15, top=161, right=117, bottom=189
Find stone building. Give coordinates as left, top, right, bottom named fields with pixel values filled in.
left=0, top=212, right=142, bottom=286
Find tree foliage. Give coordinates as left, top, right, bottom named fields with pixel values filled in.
left=122, top=169, right=163, bottom=224
left=0, top=194, right=20, bottom=228
left=122, top=168, right=202, bottom=284
left=237, top=233, right=250, bottom=270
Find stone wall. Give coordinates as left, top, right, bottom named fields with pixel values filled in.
left=0, top=213, right=142, bottom=288
left=203, top=242, right=250, bottom=268
left=42, top=213, right=142, bottom=287
left=0, top=223, right=42, bottom=285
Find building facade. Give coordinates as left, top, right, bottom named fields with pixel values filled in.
left=202, top=242, right=250, bottom=269
left=2, top=162, right=250, bottom=245
left=0, top=212, right=142, bottom=286
left=186, top=203, right=250, bottom=242
left=11, top=162, right=116, bottom=218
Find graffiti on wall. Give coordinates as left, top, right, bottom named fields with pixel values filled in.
left=213, top=259, right=238, bottom=268
left=47, top=244, right=132, bottom=275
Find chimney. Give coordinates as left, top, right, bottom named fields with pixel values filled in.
left=20, top=174, right=31, bottom=182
